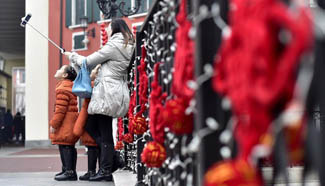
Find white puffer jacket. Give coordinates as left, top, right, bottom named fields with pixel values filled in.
left=69, top=33, right=134, bottom=117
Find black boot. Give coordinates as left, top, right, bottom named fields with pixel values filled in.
left=112, top=151, right=125, bottom=173
left=79, top=170, right=96, bottom=181
left=55, top=145, right=66, bottom=177
left=79, top=146, right=98, bottom=181
left=55, top=146, right=77, bottom=181
left=89, top=143, right=113, bottom=181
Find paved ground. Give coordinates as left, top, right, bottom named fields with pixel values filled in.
left=0, top=145, right=321, bottom=186
left=0, top=146, right=137, bottom=186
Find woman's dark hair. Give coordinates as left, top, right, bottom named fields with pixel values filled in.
left=110, top=18, right=135, bottom=47
left=65, top=66, right=77, bottom=81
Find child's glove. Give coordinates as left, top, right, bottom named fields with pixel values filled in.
left=50, top=126, right=56, bottom=133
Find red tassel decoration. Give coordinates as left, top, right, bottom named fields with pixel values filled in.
left=204, top=158, right=263, bottom=186
left=211, top=0, right=313, bottom=160
left=141, top=141, right=167, bottom=168
left=149, top=63, right=167, bottom=144
left=132, top=116, right=148, bottom=135
left=117, top=117, right=124, bottom=141
left=100, top=23, right=108, bottom=46
left=162, top=0, right=194, bottom=135
left=163, top=97, right=193, bottom=135
left=123, top=133, right=134, bottom=144
left=115, top=141, right=124, bottom=150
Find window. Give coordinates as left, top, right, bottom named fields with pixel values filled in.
left=130, top=0, right=153, bottom=16
left=72, top=0, right=87, bottom=26
left=0, top=57, right=5, bottom=71
left=72, top=32, right=87, bottom=51
left=12, top=67, right=25, bottom=116
left=66, top=0, right=101, bottom=27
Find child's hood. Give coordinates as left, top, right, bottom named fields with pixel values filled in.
left=56, top=79, right=73, bottom=92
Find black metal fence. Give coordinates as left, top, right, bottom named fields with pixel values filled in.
left=119, top=0, right=325, bottom=185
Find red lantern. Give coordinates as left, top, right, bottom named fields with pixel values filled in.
left=163, top=97, right=193, bottom=135
left=115, top=141, right=124, bottom=150
left=204, top=158, right=263, bottom=186
left=141, top=141, right=167, bottom=167
left=133, top=116, right=148, bottom=135
left=123, top=133, right=134, bottom=144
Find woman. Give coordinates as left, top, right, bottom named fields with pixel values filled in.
left=65, top=18, right=134, bottom=181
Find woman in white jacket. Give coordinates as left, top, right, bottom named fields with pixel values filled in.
left=64, top=18, right=134, bottom=181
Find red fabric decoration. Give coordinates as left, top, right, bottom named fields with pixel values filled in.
left=141, top=141, right=167, bottom=168
left=204, top=158, right=263, bottom=186
left=123, top=133, right=134, bottom=144
left=212, top=0, right=313, bottom=159
left=100, top=23, right=108, bottom=46
left=172, top=0, right=195, bottom=99
left=117, top=117, right=124, bottom=141
left=115, top=141, right=124, bottom=150
left=162, top=0, right=194, bottom=135
left=132, top=116, right=148, bottom=135
left=149, top=63, right=167, bottom=144
left=127, top=68, right=137, bottom=135
left=132, top=25, right=137, bottom=36
left=136, top=46, right=149, bottom=117
left=163, top=97, right=193, bottom=135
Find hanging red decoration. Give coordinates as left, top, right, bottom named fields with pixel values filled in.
left=204, top=158, right=263, bottom=186
left=172, top=0, right=195, bottom=100
left=163, top=97, right=193, bottom=135
left=132, top=25, right=137, bottom=36
left=132, top=115, right=148, bottom=135
left=115, top=141, right=124, bottom=150
left=136, top=46, right=149, bottom=117
left=127, top=68, right=137, bottom=135
left=128, top=117, right=135, bottom=135
left=211, top=0, right=313, bottom=160
left=100, top=23, right=108, bottom=46
left=162, top=0, right=194, bottom=135
left=149, top=63, right=167, bottom=144
left=141, top=141, right=167, bottom=168
left=123, top=133, right=134, bottom=144
left=117, top=117, right=124, bottom=141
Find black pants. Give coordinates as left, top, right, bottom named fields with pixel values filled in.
left=85, top=114, right=114, bottom=172
left=85, top=114, right=113, bottom=145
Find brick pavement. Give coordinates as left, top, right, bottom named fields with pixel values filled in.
left=0, top=146, right=136, bottom=186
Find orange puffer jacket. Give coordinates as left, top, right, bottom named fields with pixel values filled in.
left=73, top=98, right=97, bottom=146
left=50, top=80, right=79, bottom=145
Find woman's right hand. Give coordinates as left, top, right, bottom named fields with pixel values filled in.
left=63, top=51, right=72, bottom=60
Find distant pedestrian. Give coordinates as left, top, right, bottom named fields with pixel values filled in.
left=49, top=65, right=79, bottom=181
left=12, top=112, right=23, bottom=142
left=4, top=109, right=13, bottom=142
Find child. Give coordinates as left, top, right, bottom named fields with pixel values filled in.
left=73, top=64, right=101, bottom=181
left=50, top=65, right=79, bottom=181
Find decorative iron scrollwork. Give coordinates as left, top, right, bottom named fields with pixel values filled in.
left=96, top=0, right=142, bottom=19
